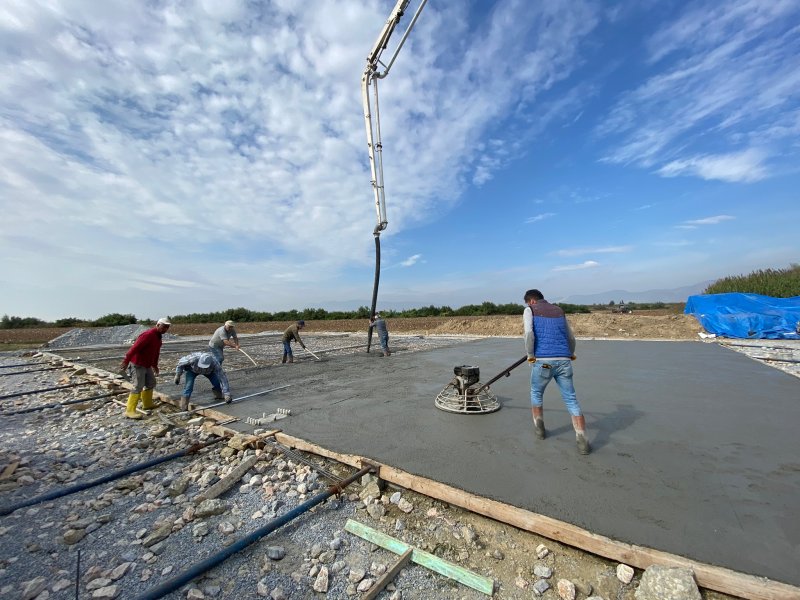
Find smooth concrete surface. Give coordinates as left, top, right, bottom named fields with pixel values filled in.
left=179, top=339, right=800, bottom=585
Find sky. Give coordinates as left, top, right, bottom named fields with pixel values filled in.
left=1, top=0, right=798, bottom=321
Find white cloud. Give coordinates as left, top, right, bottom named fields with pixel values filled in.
left=683, top=215, right=735, bottom=226
left=526, top=212, right=556, bottom=224
left=597, top=1, right=800, bottom=180
left=552, top=260, right=600, bottom=272
left=0, top=0, right=604, bottom=318
left=401, top=254, right=423, bottom=267
left=554, top=246, right=632, bottom=257
left=658, top=149, right=767, bottom=182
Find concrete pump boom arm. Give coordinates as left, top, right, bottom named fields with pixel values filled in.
left=361, top=0, right=427, bottom=234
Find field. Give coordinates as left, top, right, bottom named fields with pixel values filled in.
left=0, top=310, right=703, bottom=350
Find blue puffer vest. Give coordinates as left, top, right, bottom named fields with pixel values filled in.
left=532, top=303, right=570, bottom=357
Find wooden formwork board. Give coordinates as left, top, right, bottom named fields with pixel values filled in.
left=274, top=432, right=800, bottom=600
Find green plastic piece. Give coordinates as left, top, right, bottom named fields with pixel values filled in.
left=345, top=518, right=494, bottom=595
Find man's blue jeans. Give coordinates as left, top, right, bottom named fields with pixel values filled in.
left=282, top=340, right=293, bottom=357
left=209, top=346, right=224, bottom=365
left=183, top=370, right=221, bottom=399
left=530, top=360, right=582, bottom=416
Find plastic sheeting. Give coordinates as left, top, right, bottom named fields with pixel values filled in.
left=684, top=293, right=800, bottom=339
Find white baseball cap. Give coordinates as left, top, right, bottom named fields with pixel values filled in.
left=157, top=317, right=172, bottom=326
left=225, top=320, right=235, bottom=327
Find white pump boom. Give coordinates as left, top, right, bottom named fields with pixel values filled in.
left=361, top=0, right=427, bottom=234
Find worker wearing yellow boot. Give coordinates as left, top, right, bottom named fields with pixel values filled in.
left=119, top=317, right=171, bottom=419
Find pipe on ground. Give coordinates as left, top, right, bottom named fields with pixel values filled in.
left=0, top=366, right=68, bottom=377
left=1, top=391, right=126, bottom=416
left=0, top=381, right=92, bottom=401
left=0, top=437, right=224, bottom=516
left=134, top=465, right=373, bottom=600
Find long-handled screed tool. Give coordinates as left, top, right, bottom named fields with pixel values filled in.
left=238, top=347, right=258, bottom=367
left=303, top=347, right=322, bottom=361
left=175, top=384, right=292, bottom=416
left=435, top=356, right=527, bottom=415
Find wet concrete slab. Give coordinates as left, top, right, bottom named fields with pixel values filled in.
left=162, top=339, right=800, bottom=585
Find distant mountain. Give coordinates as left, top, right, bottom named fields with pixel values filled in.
left=557, top=281, right=713, bottom=305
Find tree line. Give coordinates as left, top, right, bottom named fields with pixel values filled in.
left=703, top=264, right=800, bottom=297
left=1, top=301, right=592, bottom=329
left=5, top=263, right=795, bottom=329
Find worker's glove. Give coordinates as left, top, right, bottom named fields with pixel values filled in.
left=224, top=394, right=233, bottom=404
left=570, top=355, right=577, bottom=361
left=301, top=345, right=306, bottom=350
left=527, top=357, right=536, bottom=364
left=174, top=371, right=181, bottom=385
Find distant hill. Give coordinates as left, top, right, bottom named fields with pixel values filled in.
left=557, top=281, right=712, bottom=305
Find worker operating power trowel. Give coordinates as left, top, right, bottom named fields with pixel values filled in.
left=173, top=351, right=232, bottom=411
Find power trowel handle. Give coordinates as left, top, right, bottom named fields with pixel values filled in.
left=473, top=356, right=527, bottom=395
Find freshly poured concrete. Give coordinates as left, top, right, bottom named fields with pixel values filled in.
left=179, top=339, right=799, bottom=585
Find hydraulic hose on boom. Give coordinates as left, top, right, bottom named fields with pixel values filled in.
left=362, top=0, right=427, bottom=351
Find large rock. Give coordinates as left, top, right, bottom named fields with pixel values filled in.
left=634, top=565, right=701, bottom=600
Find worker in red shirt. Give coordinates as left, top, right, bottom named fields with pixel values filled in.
left=119, top=317, right=171, bottom=419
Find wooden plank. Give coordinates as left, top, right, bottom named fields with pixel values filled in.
left=345, top=519, right=494, bottom=595
left=363, top=548, right=412, bottom=600
left=273, top=432, right=800, bottom=600
left=0, top=461, right=19, bottom=481
left=194, top=454, right=258, bottom=503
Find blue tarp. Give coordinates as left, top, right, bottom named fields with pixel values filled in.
left=684, top=293, right=800, bottom=339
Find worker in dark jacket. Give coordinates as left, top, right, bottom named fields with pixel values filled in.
left=119, top=318, right=171, bottom=419
left=523, top=290, right=589, bottom=454
left=281, top=320, right=306, bottom=363
left=369, top=312, right=391, bottom=357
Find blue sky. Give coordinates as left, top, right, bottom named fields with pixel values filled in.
left=1, top=0, right=798, bottom=320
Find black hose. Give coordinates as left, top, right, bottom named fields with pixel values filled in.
left=367, top=232, right=381, bottom=353
left=0, top=381, right=92, bottom=401
left=0, top=437, right=224, bottom=516
left=1, top=391, right=125, bottom=416
left=0, top=362, right=48, bottom=369
left=134, top=465, right=373, bottom=600
left=0, top=366, right=67, bottom=377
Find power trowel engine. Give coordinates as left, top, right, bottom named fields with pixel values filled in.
left=452, top=365, right=481, bottom=396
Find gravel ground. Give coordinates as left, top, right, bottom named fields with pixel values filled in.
left=0, top=329, right=752, bottom=600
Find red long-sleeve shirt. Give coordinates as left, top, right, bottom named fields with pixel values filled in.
left=123, top=328, right=163, bottom=369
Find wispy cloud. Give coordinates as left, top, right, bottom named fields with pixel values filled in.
left=553, top=260, right=600, bottom=272
left=658, top=149, right=767, bottom=182
left=597, top=1, right=800, bottom=180
left=526, top=212, right=556, bottom=224
left=401, top=254, right=423, bottom=267
left=676, top=214, right=735, bottom=229
left=554, top=246, right=632, bottom=257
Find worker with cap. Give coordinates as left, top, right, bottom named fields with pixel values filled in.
left=369, top=312, right=391, bottom=357
left=173, top=351, right=232, bottom=411
left=118, top=317, right=171, bottom=419
left=208, top=320, right=240, bottom=365
left=281, top=320, right=306, bottom=363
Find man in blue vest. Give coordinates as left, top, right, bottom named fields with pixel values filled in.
left=523, top=289, right=590, bottom=455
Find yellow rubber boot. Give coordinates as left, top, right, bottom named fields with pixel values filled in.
left=141, top=388, right=155, bottom=410
left=125, top=393, right=143, bottom=419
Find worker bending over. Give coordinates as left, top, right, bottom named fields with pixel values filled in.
left=281, top=320, right=306, bottom=363
left=174, top=351, right=232, bottom=411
